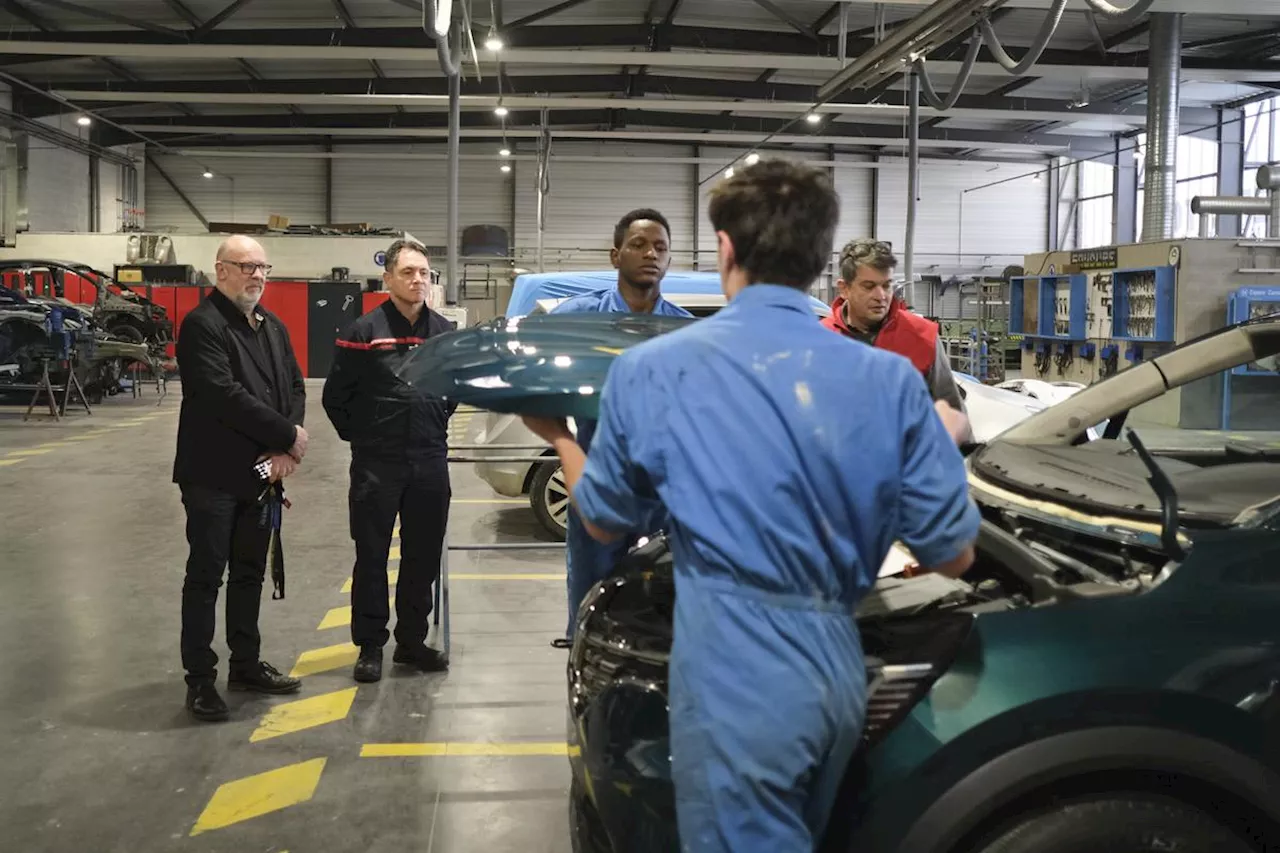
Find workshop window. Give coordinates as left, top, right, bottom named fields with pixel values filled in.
left=1133, top=132, right=1220, bottom=239
left=1242, top=96, right=1280, bottom=239
left=1076, top=160, right=1114, bottom=249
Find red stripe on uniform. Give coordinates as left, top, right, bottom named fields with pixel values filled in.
left=334, top=337, right=426, bottom=350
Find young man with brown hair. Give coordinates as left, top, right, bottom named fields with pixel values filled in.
left=522, top=161, right=979, bottom=851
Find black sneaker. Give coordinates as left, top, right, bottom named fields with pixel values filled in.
left=353, top=645, right=383, bottom=683
left=228, top=661, right=302, bottom=695
left=186, top=682, right=230, bottom=722
left=392, top=643, right=449, bottom=672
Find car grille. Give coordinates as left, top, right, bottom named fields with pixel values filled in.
left=862, top=663, right=935, bottom=745
left=572, top=631, right=668, bottom=711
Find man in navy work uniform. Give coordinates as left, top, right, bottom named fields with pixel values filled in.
left=322, top=238, right=456, bottom=683
left=522, top=161, right=980, bottom=851
left=547, top=207, right=692, bottom=647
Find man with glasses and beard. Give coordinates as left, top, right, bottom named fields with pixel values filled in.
left=173, top=234, right=308, bottom=722
left=546, top=208, right=692, bottom=648
left=323, top=239, right=456, bottom=683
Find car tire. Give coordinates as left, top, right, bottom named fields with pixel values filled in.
left=973, top=795, right=1253, bottom=853
left=530, top=458, right=570, bottom=541
left=107, top=323, right=146, bottom=344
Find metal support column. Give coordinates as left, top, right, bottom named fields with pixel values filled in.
left=446, top=45, right=460, bottom=305
left=88, top=153, right=99, bottom=232
left=1216, top=107, right=1245, bottom=238
left=1141, top=12, right=1182, bottom=243
left=691, top=143, right=700, bottom=270
left=904, top=70, right=919, bottom=308
left=1046, top=159, right=1061, bottom=251
left=1114, top=138, right=1138, bottom=245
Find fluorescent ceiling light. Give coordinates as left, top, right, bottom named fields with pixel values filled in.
left=76, top=115, right=91, bottom=126
left=485, top=35, right=503, bottom=51
left=494, top=105, right=508, bottom=117
left=498, top=147, right=511, bottom=157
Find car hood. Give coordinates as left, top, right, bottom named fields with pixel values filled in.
left=398, top=312, right=695, bottom=418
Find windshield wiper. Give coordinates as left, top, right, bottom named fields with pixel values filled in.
left=1125, top=428, right=1185, bottom=560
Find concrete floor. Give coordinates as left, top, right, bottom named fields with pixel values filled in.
left=0, top=380, right=572, bottom=852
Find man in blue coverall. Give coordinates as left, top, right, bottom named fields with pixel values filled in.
left=548, top=207, right=692, bottom=647
left=522, top=160, right=981, bottom=850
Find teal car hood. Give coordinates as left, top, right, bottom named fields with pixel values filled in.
left=397, top=312, right=695, bottom=418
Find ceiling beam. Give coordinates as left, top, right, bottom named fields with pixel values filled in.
left=23, top=0, right=188, bottom=40
left=192, top=0, right=259, bottom=41
left=748, top=0, right=819, bottom=42
left=505, top=0, right=596, bottom=30
left=51, top=88, right=1222, bottom=127
left=107, top=107, right=1111, bottom=151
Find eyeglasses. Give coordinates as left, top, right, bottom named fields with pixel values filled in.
left=219, top=261, right=273, bottom=276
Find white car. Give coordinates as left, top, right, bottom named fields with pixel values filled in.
left=996, top=378, right=1087, bottom=405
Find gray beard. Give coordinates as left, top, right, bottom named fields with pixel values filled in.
left=233, top=291, right=261, bottom=313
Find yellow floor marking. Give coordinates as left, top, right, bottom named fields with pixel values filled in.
left=450, top=573, right=564, bottom=580
left=117, top=420, right=148, bottom=426
left=0, top=459, right=24, bottom=467
left=340, top=568, right=400, bottom=594
left=289, top=643, right=359, bottom=678
left=6, top=448, right=52, bottom=457
left=317, top=598, right=394, bottom=631
left=190, top=757, right=327, bottom=836
left=361, top=741, right=569, bottom=758
left=249, top=688, right=358, bottom=743
left=37, top=441, right=76, bottom=449
left=62, top=435, right=98, bottom=441
left=452, top=498, right=527, bottom=505
left=389, top=545, right=400, bottom=560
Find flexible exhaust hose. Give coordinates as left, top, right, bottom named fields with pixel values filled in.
left=981, top=0, right=1071, bottom=76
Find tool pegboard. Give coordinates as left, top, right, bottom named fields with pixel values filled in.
left=1035, top=273, right=1088, bottom=340
left=1110, top=265, right=1176, bottom=342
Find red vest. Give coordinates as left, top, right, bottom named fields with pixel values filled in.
left=822, top=297, right=937, bottom=375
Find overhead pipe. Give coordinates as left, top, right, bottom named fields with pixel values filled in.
left=429, top=0, right=460, bottom=306
left=905, top=70, right=920, bottom=309
left=1141, top=13, right=1182, bottom=242
left=1190, top=166, right=1280, bottom=238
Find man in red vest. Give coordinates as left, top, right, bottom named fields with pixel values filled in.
left=823, top=239, right=972, bottom=444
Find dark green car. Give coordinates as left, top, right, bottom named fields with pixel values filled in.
left=403, top=311, right=1280, bottom=852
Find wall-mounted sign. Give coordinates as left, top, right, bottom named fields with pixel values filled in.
left=373, top=250, right=387, bottom=267
left=1069, top=247, right=1118, bottom=270
left=1047, top=264, right=1056, bottom=275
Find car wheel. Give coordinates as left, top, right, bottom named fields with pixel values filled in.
left=973, top=795, right=1253, bottom=853
left=107, top=323, right=146, bottom=344
left=530, top=459, right=570, bottom=541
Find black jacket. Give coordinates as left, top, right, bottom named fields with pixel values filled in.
left=322, top=299, right=457, bottom=460
left=173, top=288, right=306, bottom=499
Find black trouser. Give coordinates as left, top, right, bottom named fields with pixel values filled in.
left=349, top=452, right=451, bottom=649
left=180, top=483, right=271, bottom=686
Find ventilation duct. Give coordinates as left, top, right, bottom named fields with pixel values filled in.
left=1141, top=13, right=1182, bottom=242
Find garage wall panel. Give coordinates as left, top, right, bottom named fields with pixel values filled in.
left=331, top=144, right=512, bottom=247
left=875, top=159, right=1047, bottom=267
left=146, top=148, right=327, bottom=231
left=26, top=115, right=91, bottom=233
left=515, top=141, right=694, bottom=270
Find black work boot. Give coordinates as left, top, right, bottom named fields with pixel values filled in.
left=186, top=682, right=230, bottom=722
left=392, top=643, right=449, bottom=673
left=228, top=660, right=302, bottom=695
left=353, top=645, right=383, bottom=683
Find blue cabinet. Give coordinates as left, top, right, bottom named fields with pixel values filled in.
left=1221, top=286, right=1280, bottom=428
left=1008, top=274, right=1087, bottom=340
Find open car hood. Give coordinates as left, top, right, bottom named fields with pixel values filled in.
left=397, top=312, right=695, bottom=418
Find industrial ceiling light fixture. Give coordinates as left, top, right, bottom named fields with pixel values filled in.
left=805, top=112, right=822, bottom=125
left=725, top=167, right=735, bottom=179
left=202, top=169, right=214, bottom=179
left=499, top=146, right=511, bottom=157
left=494, top=104, right=509, bottom=117
left=500, top=163, right=511, bottom=173
left=76, top=115, right=91, bottom=127
left=485, top=31, right=503, bottom=51
left=745, top=152, right=760, bottom=165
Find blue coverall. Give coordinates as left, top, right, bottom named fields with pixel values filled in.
left=572, top=284, right=980, bottom=851
left=549, top=287, right=692, bottom=637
